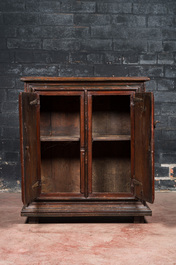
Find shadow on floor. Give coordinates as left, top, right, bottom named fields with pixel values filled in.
left=26, top=216, right=147, bottom=224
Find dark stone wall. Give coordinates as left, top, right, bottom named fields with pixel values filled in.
left=0, top=0, right=176, bottom=191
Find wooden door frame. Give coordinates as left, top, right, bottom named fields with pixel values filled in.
left=37, top=91, right=86, bottom=200
left=87, top=90, right=135, bottom=199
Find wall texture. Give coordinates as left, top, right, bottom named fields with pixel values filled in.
left=0, top=0, right=176, bottom=191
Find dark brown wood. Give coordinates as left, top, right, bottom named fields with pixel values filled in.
left=30, top=85, right=143, bottom=92
left=87, top=93, right=92, bottom=195
left=84, top=90, right=88, bottom=198
left=87, top=91, right=134, bottom=198
left=19, top=77, right=154, bottom=221
left=92, top=95, right=131, bottom=137
left=130, top=95, right=135, bottom=194
left=19, top=92, right=41, bottom=206
left=80, top=93, right=85, bottom=194
left=134, top=92, right=154, bottom=203
left=40, top=95, right=80, bottom=138
left=41, top=141, right=80, bottom=193
left=21, top=77, right=150, bottom=82
left=21, top=201, right=152, bottom=217
left=39, top=193, right=133, bottom=200
left=92, top=141, right=131, bottom=193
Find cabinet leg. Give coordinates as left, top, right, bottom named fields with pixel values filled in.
left=133, top=216, right=145, bottom=223
left=28, top=217, right=39, bottom=224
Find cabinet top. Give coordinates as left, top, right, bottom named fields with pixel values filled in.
left=21, top=76, right=150, bottom=82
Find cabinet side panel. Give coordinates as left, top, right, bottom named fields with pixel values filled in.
left=19, top=93, right=25, bottom=204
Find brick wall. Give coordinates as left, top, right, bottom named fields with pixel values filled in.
left=0, top=0, right=176, bottom=191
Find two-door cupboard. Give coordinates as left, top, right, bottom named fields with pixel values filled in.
left=19, top=77, right=154, bottom=223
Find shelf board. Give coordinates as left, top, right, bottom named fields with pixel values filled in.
left=40, top=136, right=80, bottom=142
left=93, top=135, right=131, bottom=141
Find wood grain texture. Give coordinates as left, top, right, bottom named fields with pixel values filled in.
left=93, top=135, right=131, bottom=141
left=29, top=85, right=143, bottom=92
left=134, top=93, right=154, bottom=203
left=21, top=201, right=152, bottom=217
left=19, top=92, right=40, bottom=206
left=40, top=95, right=80, bottom=138
left=20, top=76, right=154, bottom=220
left=41, top=142, right=80, bottom=193
left=92, top=142, right=131, bottom=193
left=92, top=95, right=131, bottom=137
left=21, top=77, right=150, bottom=82
left=40, top=136, right=80, bottom=141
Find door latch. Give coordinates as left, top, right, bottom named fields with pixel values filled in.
left=154, top=120, right=160, bottom=129
left=32, top=180, right=41, bottom=189
left=30, top=99, right=40, bottom=105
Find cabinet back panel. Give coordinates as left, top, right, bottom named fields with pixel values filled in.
left=41, top=142, right=80, bottom=193
left=92, top=142, right=131, bottom=193
left=92, top=96, right=130, bottom=137
left=40, top=96, right=80, bottom=137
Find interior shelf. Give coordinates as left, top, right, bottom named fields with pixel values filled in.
left=92, top=135, right=131, bottom=141
left=40, top=136, right=80, bottom=142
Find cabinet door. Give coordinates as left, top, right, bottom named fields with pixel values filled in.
left=133, top=92, right=154, bottom=203
left=19, top=92, right=41, bottom=206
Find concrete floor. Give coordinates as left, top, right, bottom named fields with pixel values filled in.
left=0, top=192, right=176, bottom=265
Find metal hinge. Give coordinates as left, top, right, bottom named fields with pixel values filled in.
left=32, top=180, right=41, bottom=189
left=133, top=179, right=142, bottom=186
left=154, top=120, right=160, bottom=129
left=30, top=98, right=40, bottom=105
left=133, top=97, right=143, bottom=102
left=132, top=177, right=144, bottom=201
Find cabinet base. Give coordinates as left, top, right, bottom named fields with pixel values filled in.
left=21, top=200, right=151, bottom=219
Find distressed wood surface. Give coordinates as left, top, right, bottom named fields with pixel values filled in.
left=134, top=92, right=154, bottom=203
left=21, top=201, right=152, bottom=217
left=21, top=76, right=150, bottom=82
left=19, top=92, right=41, bottom=206
left=92, top=95, right=131, bottom=137
left=40, top=95, right=80, bottom=138
left=92, top=141, right=131, bottom=193
left=41, top=142, right=80, bottom=193
left=20, top=77, right=154, bottom=220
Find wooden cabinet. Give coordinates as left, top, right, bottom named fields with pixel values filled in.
left=19, top=77, right=154, bottom=223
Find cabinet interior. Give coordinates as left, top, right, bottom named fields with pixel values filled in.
left=92, top=141, right=131, bottom=193
left=40, top=95, right=81, bottom=194
left=41, top=142, right=80, bottom=193
left=92, top=95, right=131, bottom=139
left=39, top=94, right=132, bottom=196
left=91, top=95, right=131, bottom=194
left=40, top=95, right=80, bottom=140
